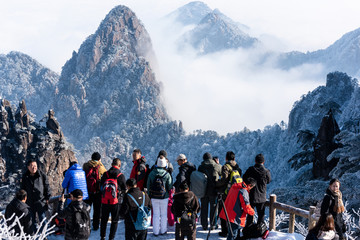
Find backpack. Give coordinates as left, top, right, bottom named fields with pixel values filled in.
left=86, top=165, right=100, bottom=193
left=149, top=172, right=168, bottom=199
left=190, top=171, right=208, bottom=199
left=178, top=196, right=196, bottom=229
left=71, top=205, right=91, bottom=240
left=241, top=222, right=268, bottom=239
left=127, top=192, right=151, bottom=230
left=225, top=164, right=242, bottom=195
left=101, top=172, right=122, bottom=204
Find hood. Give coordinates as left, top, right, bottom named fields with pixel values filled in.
left=232, top=182, right=248, bottom=190
left=87, top=160, right=102, bottom=167
left=69, top=163, right=83, bottom=171
left=152, top=167, right=168, bottom=175
left=253, top=163, right=266, bottom=174
left=10, top=198, right=29, bottom=212
left=174, top=191, right=195, bottom=203
left=182, top=162, right=196, bottom=171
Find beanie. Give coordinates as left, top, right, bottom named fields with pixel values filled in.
left=203, top=152, right=212, bottom=161
left=157, top=149, right=167, bottom=159
left=91, top=152, right=101, bottom=161
left=255, top=154, right=265, bottom=164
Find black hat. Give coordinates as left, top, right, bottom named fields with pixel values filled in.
left=91, top=152, right=101, bottom=161
left=255, top=154, right=265, bottom=164
left=70, top=189, right=83, bottom=198
left=157, top=149, right=167, bottom=158
left=203, top=152, right=212, bottom=161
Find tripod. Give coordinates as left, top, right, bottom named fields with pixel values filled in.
left=206, top=193, right=234, bottom=240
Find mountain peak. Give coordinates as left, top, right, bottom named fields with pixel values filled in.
left=167, top=1, right=212, bottom=26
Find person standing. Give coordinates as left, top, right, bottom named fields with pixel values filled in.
left=243, top=153, right=271, bottom=225
left=147, top=157, right=172, bottom=236
left=62, top=161, right=89, bottom=201
left=5, top=189, right=33, bottom=236
left=130, top=149, right=148, bottom=191
left=219, top=178, right=256, bottom=240
left=58, top=189, right=91, bottom=240
left=215, top=151, right=242, bottom=237
left=198, top=152, right=221, bottom=230
left=120, top=178, right=152, bottom=240
left=320, top=179, right=346, bottom=240
left=100, top=158, right=126, bottom=240
left=172, top=182, right=200, bottom=240
left=83, top=152, right=107, bottom=231
left=21, top=160, right=51, bottom=229
left=173, top=154, right=196, bottom=193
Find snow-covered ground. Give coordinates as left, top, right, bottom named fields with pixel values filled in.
left=47, top=221, right=305, bottom=240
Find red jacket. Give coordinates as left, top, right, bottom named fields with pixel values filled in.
left=219, top=182, right=254, bottom=227
left=130, top=157, right=147, bottom=191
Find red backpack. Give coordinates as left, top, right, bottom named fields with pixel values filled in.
left=86, top=165, right=100, bottom=193
left=101, top=172, right=122, bottom=205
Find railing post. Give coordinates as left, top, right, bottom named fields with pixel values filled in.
left=289, top=213, right=295, bottom=233
left=308, top=206, right=316, bottom=230
left=269, top=194, right=276, bottom=231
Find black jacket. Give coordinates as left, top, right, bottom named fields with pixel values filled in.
left=58, top=200, right=91, bottom=240
left=120, top=187, right=152, bottom=228
left=198, top=159, right=222, bottom=197
left=100, top=166, right=126, bottom=204
left=243, top=164, right=271, bottom=204
left=171, top=191, right=200, bottom=218
left=5, top=198, right=33, bottom=235
left=174, top=162, right=196, bottom=192
left=21, top=170, right=51, bottom=209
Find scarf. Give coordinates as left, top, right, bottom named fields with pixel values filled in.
left=328, top=188, right=345, bottom=213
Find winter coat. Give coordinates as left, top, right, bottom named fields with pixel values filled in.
left=317, top=230, right=336, bottom=240
left=100, top=166, right=126, bottom=204
left=5, top=198, right=33, bottom=235
left=216, top=160, right=242, bottom=194
left=198, top=159, right=222, bottom=196
left=83, top=160, right=107, bottom=194
left=171, top=191, right=200, bottom=218
left=120, top=187, right=152, bottom=228
left=305, top=232, right=319, bottom=240
left=21, top=170, right=51, bottom=210
left=173, top=162, right=196, bottom=192
left=62, top=163, right=89, bottom=200
left=57, top=200, right=91, bottom=240
left=320, top=188, right=346, bottom=237
left=130, top=157, right=148, bottom=191
left=147, top=167, right=173, bottom=199
left=243, top=163, right=271, bottom=204
left=219, top=182, right=254, bottom=227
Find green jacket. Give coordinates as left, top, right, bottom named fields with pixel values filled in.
left=147, top=167, right=173, bottom=199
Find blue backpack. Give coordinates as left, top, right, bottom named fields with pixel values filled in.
left=128, top=192, right=151, bottom=230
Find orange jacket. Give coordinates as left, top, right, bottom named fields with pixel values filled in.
left=219, top=182, right=254, bottom=227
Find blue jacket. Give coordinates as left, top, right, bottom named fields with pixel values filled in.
left=62, top=164, right=89, bottom=200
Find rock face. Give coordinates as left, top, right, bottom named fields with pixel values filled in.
left=0, top=99, right=76, bottom=210
left=313, top=110, right=340, bottom=178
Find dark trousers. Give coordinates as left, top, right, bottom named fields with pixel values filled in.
left=124, top=221, right=147, bottom=240
left=84, top=192, right=102, bottom=229
left=200, top=196, right=217, bottom=229
left=246, top=202, right=266, bottom=225
left=100, top=204, right=121, bottom=240
left=219, top=195, right=228, bottom=235
left=175, top=223, right=196, bottom=240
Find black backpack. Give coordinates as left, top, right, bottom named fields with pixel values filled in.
left=179, top=196, right=196, bottom=229
left=241, top=222, right=267, bottom=239
left=149, top=172, right=167, bottom=199
left=71, top=205, right=91, bottom=240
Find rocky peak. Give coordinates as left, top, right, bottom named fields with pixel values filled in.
left=166, top=1, right=212, bottom=26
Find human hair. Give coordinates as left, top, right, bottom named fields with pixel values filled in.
left=255, top=154, right=265, bottom=164
left=179, top=182, right=189, bottom=191
left=91, top=152, right=101, bottom=161
left=321, top=214, right=335, bottom=231
left=244, top=177, right=257, bottom=188
left=133, top=149, right=142, bottom=155
left=70, top=189, right=83, bottom=199
left=16, top=189, right=27, bottom=201
left=329, top=178, right=340, bottom=186
left=126, top=178, right=137, bottom=188
left=112, top=158, right=121, bottom=167
left=226, top=151, right=235, bottom=161
left=26, top=159, right=37, bottom=166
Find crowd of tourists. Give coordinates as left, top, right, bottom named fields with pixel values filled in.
left=4, top=149, right=346, bottom=240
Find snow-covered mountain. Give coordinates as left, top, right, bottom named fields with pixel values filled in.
left=0, top=52, right=59, bottom=119
left=166, top=1, right=212, bottom=26
left=276, top=28, right=360, bottom=78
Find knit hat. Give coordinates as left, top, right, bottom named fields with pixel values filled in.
left=203, top=152, right=212, bottom=161
left=70, top=189, right=83, bottom=198
left=157, top=149, right=167, bottom=158
left=255, top=154, right=265, bottom=164
left=91, top=152, right=101, bottom=161
left=176, top=154, right=186, bottom=161
left=157, top=157, right=167, bottom=168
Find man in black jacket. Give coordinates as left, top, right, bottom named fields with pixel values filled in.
left=5, top=189, right=33, bottom=236
left=120, top=178, right=152, bottom=240
left=173, top=154, right=196, bottom=193
left=21, top=160, right=51, bottom=229
left=100, top=158, right=126, bottom=240
left=243, top=153, right=271, bottom=225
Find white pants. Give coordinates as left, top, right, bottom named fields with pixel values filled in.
left=151, top=198, right=168, bottom=235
